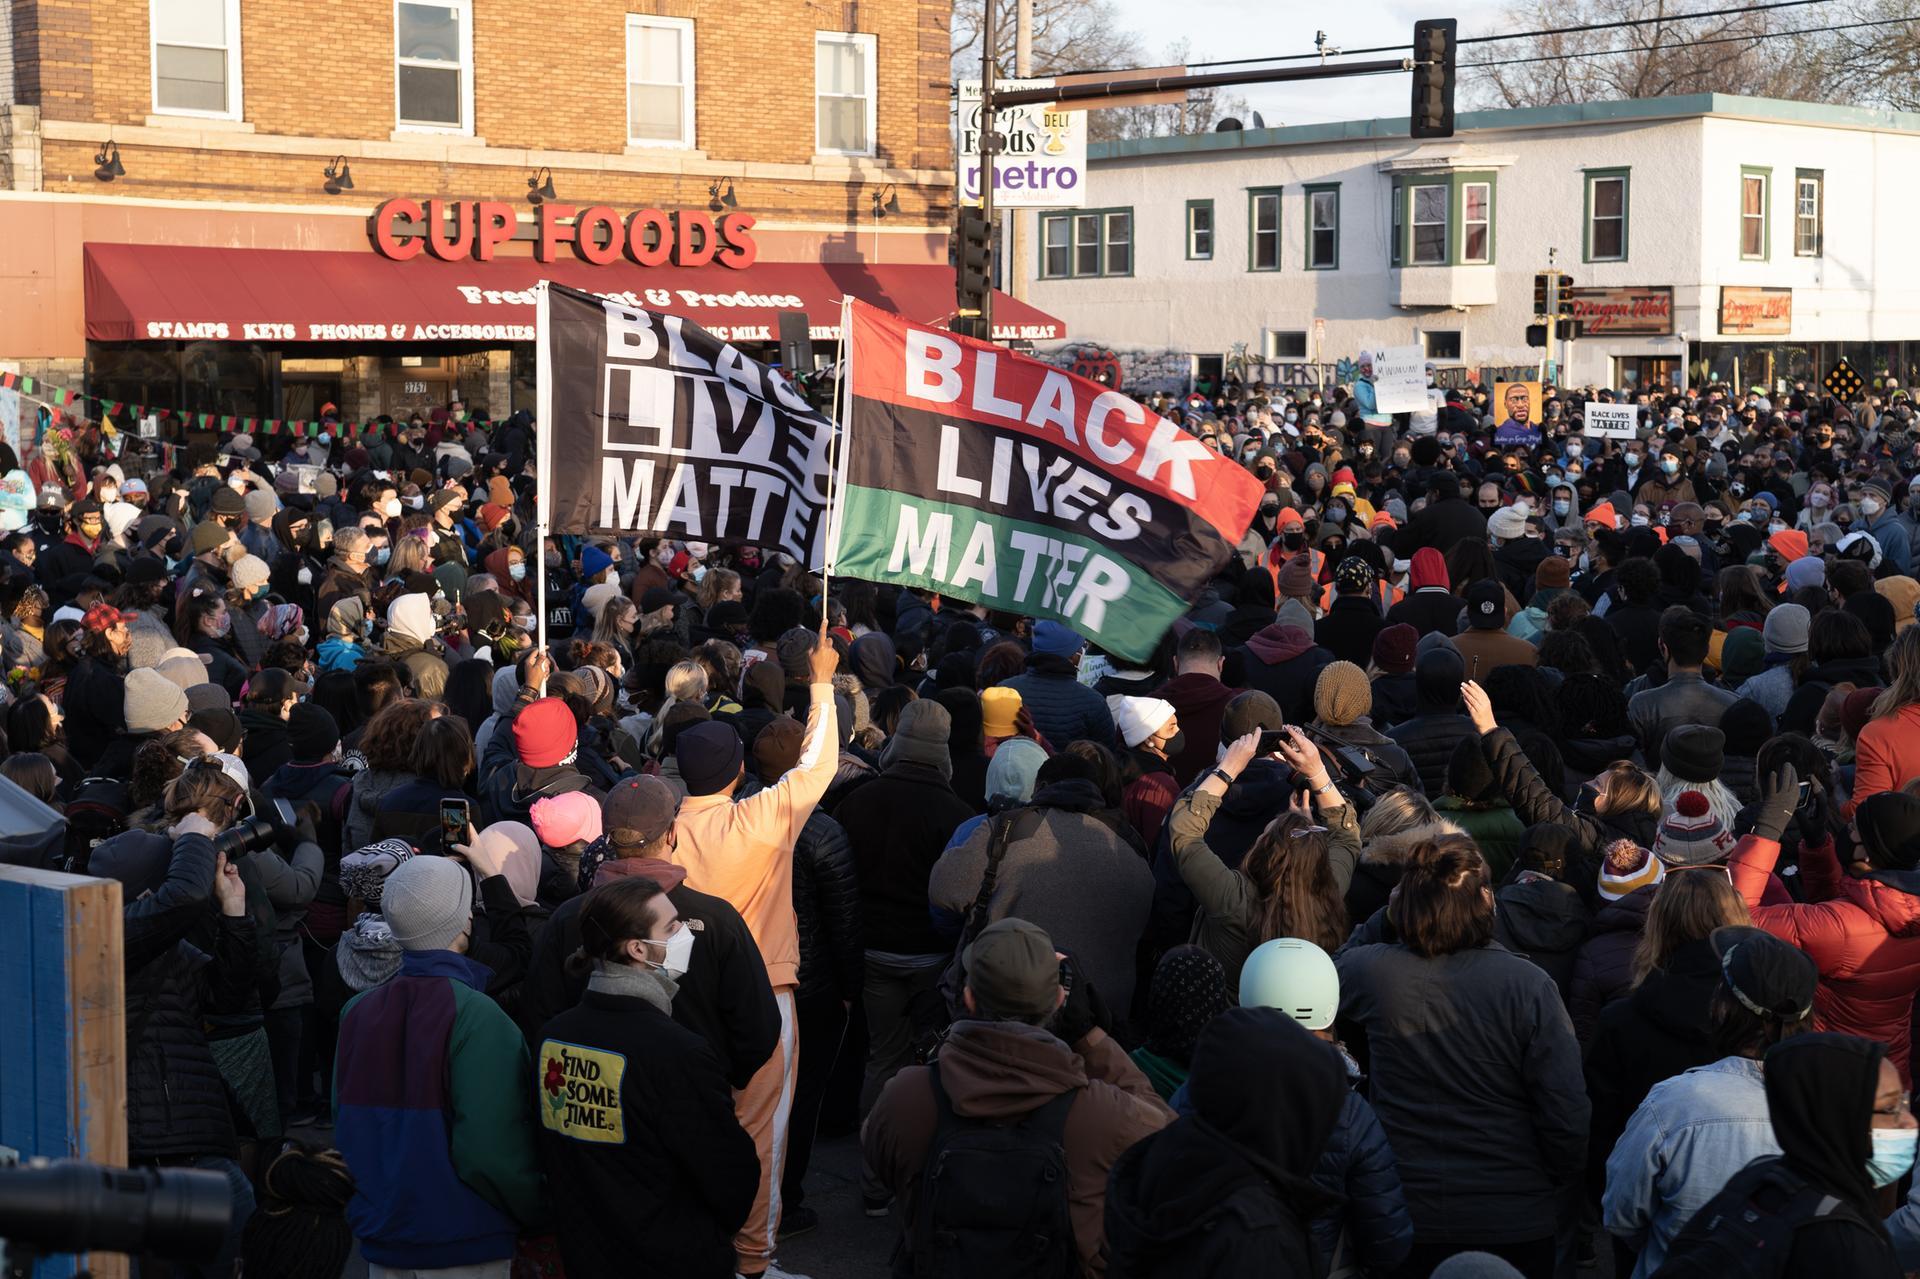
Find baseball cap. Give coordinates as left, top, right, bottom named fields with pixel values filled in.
left=962, top=917, right=1062, bottom=1019
left=82, top=603, right=133, bottom=632
left=1712, top=925, right=1817, bottom=1021
left=1464, top=579, right=1505, bottom=629
left=602, top=775, right=680, bottom=845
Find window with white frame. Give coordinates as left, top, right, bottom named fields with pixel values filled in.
left=1795, top=170, right=1823, bottom=257
left=1249, top=190, right=1281, bottom=271
left=1410, top=184, right=1448, bottom=265
left=1423, top=330, right=1461, bottom=360
left=627, top=16, right=694, bottom=147
left=1390, top=185, right=1404, bottom=267
left=152, top=0, right=242, bottom=118
left=1306, top=185, right=1338, bottom=269
left=1263, top=330, right=1308, bottom=360
left=395, top=0, right=471, bottom=131
left=1187, top=201, right=1213, bottom=260
left=1039, top=209, right=1131, bottom=278
left=1460, top=181, right=1491, bottom=264
left=816, top=33, right=876, bottom=156
left=1741, top=168, right=1770, bottom=260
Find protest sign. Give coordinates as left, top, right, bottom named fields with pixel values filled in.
left=1583, top=402, right=1639, bottom=439
left=1370, top=345, right=1429, bottom=414
left=536, top=281, right=836, bottom=567
left=957, top=80, right=1087, bottom=208
left=1492, top=381, right=1543, bottom=446
left=834, top=301, right=1261, bottom=661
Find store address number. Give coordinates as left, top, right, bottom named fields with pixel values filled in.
left=403, top=380, right=429, bottom=394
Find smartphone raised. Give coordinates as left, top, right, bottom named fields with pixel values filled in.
left=439, top=798, right=471, bottom=850
left=1256, top=728, right=1287, bottom=756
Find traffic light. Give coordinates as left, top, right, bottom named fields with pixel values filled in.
left=1526, top=319, right=1585, bottom=347
left=954, top=207, right=993, bottom=321
left=1410, top=19, right=1457, bottom=138
left=1531, top=272, right=1575, bottom=317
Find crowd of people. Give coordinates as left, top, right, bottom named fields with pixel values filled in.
left=8, top=368, right=1920, bottom=1279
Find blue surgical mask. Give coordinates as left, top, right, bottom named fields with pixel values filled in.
left=1661, top=457, right=1680, bottom=475
left=509, top=562, right=527, bottom=581
left=1553, top=500, right=1571, bottom=517
left=371, top=546, right=390, bottom=566
left=1868, top=1127, right=1917, bottom=1187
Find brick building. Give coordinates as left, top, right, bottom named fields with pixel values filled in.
left=0, top=0, right=1059, bottom=423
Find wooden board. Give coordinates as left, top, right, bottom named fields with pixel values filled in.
left=0, top=863, right=127, bottom=1279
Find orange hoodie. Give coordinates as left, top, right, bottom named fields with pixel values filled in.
left=666, top=682, right=838, bottom=988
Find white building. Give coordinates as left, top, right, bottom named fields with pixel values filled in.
left=1020, top=93, right=1920, bottom=397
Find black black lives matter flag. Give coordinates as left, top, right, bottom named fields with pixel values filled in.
left=537, top=281, right=834, bottom=563
left=834, top=301, right=1262, bottom=662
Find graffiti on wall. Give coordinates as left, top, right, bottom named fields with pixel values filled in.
left=1044, top=344, right=1192, bottom=395
left=1043, top=343, right=1539, bottom=398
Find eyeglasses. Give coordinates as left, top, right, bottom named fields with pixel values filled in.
left=1666, top=863, right=1733, bottom=884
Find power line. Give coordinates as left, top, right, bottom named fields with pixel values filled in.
left=1461, top=12, right=1917, bottom=69
left=1179, top=0, right=1834, bottom=71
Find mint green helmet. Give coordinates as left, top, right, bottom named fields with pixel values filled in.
left=1239, top=938, right=1340, bottom=1030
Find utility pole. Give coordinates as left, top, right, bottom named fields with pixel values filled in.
left=1011, top=0, right=1032, bottom=302
left=976, top=0, right=998, bottom=338
left=1540, top=249, right=1557, bottom=385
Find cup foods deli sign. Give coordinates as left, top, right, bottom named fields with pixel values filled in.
left=371, top=198, right=758, bottom=269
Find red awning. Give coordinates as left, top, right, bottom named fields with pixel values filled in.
left=82, top=242, right=1063, bottom=346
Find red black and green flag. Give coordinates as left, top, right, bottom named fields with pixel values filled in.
left=834, top=302, right=1261, bottom=662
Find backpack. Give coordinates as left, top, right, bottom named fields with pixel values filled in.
left=63, top=775, right=131, bottom=873
left=1652, top=1158, right=1876, bottom=1279
left=899, top=1061, right=1080, bottom=1279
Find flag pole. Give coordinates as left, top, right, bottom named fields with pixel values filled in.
left=821, top=296, right=854, bottom=629
left=533, top=280, right=553, bottom=671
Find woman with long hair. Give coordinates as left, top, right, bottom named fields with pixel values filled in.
left=1167, top=725, right=1359, bottom=985
left=36, top=618, right=84, bottom=705
left=175, top=589, right=250, bottom=696
left=7, top=691, right=82, bottom=795
left=1337, top=834, right=1585, bottom=1276
left=1715, top=564, right=1774, bottom=630
left=1851, top=625, right=1920, bottom=817
left=1780, top=609, right=1880, bottom=737
left=591, top=594, right=640, bottom=666
left=342, top=697, right=445, bottom=852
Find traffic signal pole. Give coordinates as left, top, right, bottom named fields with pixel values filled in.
left=961, top=21, right=1455, bottom=336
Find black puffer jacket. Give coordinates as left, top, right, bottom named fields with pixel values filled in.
left=1385, top=711, right=1476, bottom=799
left=793, top=809, right=862, bottom=1004
left=96, top=829, right=264, bottom=1162
left=834, top=759, right=977, bottom=957
left=1568, top=885, right=1653, bottom=1044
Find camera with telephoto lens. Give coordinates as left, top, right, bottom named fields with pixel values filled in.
left=0, top=1158, right=231, bottom=1277
left=209, top=795, right=298, bottom=859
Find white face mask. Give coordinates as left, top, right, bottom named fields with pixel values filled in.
left=647, top=925, right=696, bottom=977
left=405, top=494, right=424, bottom=511
left=382, top=499, right=402, bottom=518
left=1862, top=497, right=1884, bottom=517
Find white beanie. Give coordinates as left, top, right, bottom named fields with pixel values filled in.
left=381, top=855, right=473, bottom=952
left=387, top=592, right=435, bottom=644
left=1108, top=695, right=1176, bottom=749
left=231, top=555, right=270, bottom=592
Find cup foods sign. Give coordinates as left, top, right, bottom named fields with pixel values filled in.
left=957, top=79, right=1088, bottom=209
left=370, top=197, right=759, bottom=269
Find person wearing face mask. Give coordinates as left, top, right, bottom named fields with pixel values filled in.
left=1637, top=447, right=1698, bottom=509
left=316, top=526, right=376, bottom=624
left=484, top=545, right=535, bottom=607
left=224, top=554, right=276, bottom=670
left=333, top=854, right=548, bottom=1277
left=1857, top=480, right=1912, bottom=576
left=1661, top=1032, right=1908, bottom=1279
left=532, top=873, right=761, bottom=1279
left=1109, top=696, right=1184, bottom=848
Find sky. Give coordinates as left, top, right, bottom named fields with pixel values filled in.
left=1108, top=0, right=1509, bottom=125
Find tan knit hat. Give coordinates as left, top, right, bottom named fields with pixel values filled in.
left=1314, top=660, right=1372, bottom=727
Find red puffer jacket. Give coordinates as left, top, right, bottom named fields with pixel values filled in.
left=1730, top=831, right=1920, bottom=1085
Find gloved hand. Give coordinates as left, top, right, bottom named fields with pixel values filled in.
left=1053, top=953, right=1113, bottom=1047
left=1753, top=763, right=1800, bottom=844
left=1797, top=782, right=1831, bottom=847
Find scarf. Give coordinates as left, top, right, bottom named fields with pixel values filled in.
left=587, top=959, right=677, bottom=1015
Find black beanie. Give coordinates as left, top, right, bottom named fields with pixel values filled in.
left=676, top=720, right=745, bottom=796
left=1662, top=724, right=1726, bottom=784
left=1858, top=791, right=1920, bottom=871
left=287, top=703, right=341, bottom=764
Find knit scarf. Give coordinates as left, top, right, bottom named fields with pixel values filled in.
left=587, top=960, right=677, bottom=1015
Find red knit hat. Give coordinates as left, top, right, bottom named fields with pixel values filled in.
left=513, top=698, right=578, bottom=769
left=1372, top=623, right=1418, bottom=674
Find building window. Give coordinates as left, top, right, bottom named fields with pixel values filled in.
left=1248, top=189, right=1282, bottom=271
left=1586, top=169, right=1628, bottom=262
left=815, top=32, right=876, bottom=156
left=395, top=0, right=472, bottom=132
left=627, top=16, right=694, bottom=148
left=1795, top=170, right=1823, bottom=257
left=1263, top=330, right=1308, bottom=360
left=1305, top=184, right=1339, bottom=270
left=1741, top=166, right=1771, bottom=260
left=151, top=0, right=242, bottom=118
left=1186, top=200, right=1213, bottom=260
left=1390, top=185, right=1404, bottom=268
left=1460, top=181, right=1491, bottom=264
left=1423, top=330, right=1462, bottom=360
left=1410, top=184, right=1448, bottom=265
left=1040, top=208, right=1132, bottom=278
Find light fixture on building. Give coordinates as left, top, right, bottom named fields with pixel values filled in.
left=871, top=185, right=902, bottom=218
left=323, top=156, right=354, bottom=195
left=708, top=181, right=738, bottom=214
left=526, top=167, right=558, bottom=205
left=93, top=141, right=125, bottom=182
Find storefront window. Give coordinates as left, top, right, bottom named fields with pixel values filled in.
left=181, top=341, right=272, bottom=417
left=87, top=344, right=182, bottom=416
